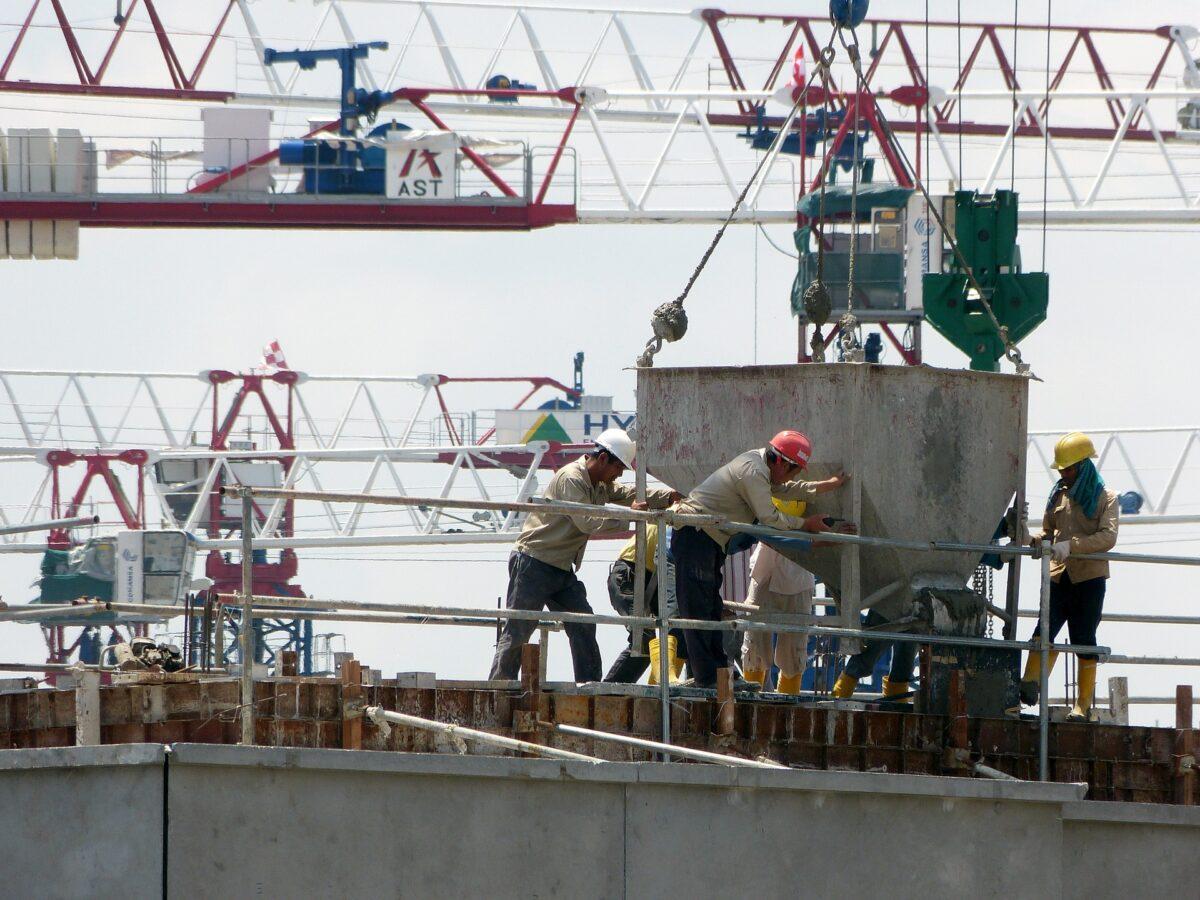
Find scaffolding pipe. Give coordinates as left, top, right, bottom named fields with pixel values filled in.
left=547, top=722, right=788, bottom=769
left=239, top=489, right=255, bottom=746
left=365, top=706, right=602, bottom=763
left=0, top=661, right=116, bottom=673
left=222, top=487, right=1200, bottom=567
left=193, top=596, right=1118, bottom=657
left=0, top=514, right=98, bottom=536
left=1038, top=543, right=1052, bottom=783
left=974, top=762, right=1019, bottom=782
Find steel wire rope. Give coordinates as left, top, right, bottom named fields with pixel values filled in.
left=634, top=32, right=841, bottom=368
left=838, top=42, right=1037, bottom=376
left=835, top=23, right=866, bottom=361
left=1042, top=0, right=1052, bottom=269
left=956, top=0, right=963, bottom=186
left=1010, top=0, right=1019, bottom=191
left=804, top=24, right=840, bottom=362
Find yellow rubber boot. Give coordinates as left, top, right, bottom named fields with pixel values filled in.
left=776, top=672, right=803, bottom=695
left=881, top=675, right=911, bottom=702
left=1067, top=658, right=1097, bottom=722
left=670, top=645, right=685, bottom=680
left=832, top=671, right=859, bottom=699
left=649, top=636, right=682, bottom=686
left=743, top=668, right=767, bottom=690
left=1018, top=650, right=1060, bottom=706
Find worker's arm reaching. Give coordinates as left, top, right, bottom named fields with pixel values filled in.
left=739, top=466, right=850, bottom=535
left=563, top=477, right=679, bottom=535
left=805, top=471, right=850, bottom=494
left=607, top=482, right=681, bottom=510
left=556, top=468, right=629, bottom=535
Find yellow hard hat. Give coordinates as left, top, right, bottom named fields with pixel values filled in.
left=1052, top=432, right=1097, bottom=470
left=772, top=497, right=807, bottom=517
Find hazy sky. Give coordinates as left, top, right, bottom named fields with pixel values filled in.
left=2, top=0, right=1198, bottom=723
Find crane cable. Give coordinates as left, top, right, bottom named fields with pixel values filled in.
left=838, top=29, right=1036, bottom=376
left=635, top=33, right=839, bottom=368
left=804, top=23, right=841, bottom=361
left=637, top=4, right=1037, bottom=376
left=835, top=24, right=866, bottom=362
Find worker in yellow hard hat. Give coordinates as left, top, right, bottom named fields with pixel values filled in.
left=602, top=522, right=687, bottom=685
left=741, top=498, right=819, bottom=695
left=1019, top=432, right=1119, bottom=722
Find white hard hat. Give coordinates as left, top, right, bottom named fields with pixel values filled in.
left=594, top=427, right=636, bottom=469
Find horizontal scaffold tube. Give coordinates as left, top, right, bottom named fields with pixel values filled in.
left=365, top=707, right=601, bottom=763
left=546, top=722, right=787, bottom=769
left=221, top=487, right=1200, bottom=567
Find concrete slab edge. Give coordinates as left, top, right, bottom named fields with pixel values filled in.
left=0, top=742, right=165, bottom=771
left=1062, top=800, right=1200, bottom=828
left=166, top=743, right=1086, bottom=804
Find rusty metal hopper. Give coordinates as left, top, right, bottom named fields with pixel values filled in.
left=637, top=364, right=1028, bottom=620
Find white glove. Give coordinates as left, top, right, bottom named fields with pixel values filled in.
left=1050, top=540, right=1072, bottom=563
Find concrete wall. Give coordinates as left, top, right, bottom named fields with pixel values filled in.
left=0, top=744, right=164, bottom=900
left=3, top=744, right=1200, bottom=898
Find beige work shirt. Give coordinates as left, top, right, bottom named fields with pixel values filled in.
left=1034, top=487, right=1119, bottom=583
left=674, top=449, right=818, bottom=549
left=515, top=457, right=674, bottom=571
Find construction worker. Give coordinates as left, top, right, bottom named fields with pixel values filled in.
left=741, top=505, right=820, bottom=695
left=831, top=613, right=918, bottom=702
left=1019, top=431, right=1119, bottom=721
left=602, top=522, right=687, bottom=684
left=671, top=430, right=854, bottom=690
left=488, top=428, right=679, bottom=683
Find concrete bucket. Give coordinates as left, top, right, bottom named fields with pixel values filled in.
left=636, top=364, right=1029, bottom=621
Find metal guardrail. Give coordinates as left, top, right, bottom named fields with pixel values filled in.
left=5, top=484, right=1197, bottom=780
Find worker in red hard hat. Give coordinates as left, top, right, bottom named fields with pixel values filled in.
left=488, top=428, right=680, bottom=684
left=670, top=430, right=855, bottom=690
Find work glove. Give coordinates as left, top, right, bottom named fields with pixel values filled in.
left=1050, top=540, right=1072, bottom=563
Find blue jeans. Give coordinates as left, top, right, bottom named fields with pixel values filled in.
left=844, top=609, right=918, bottom=682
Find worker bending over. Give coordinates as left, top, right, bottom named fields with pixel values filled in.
left=488, top=429, right=678, bottom=683
left=671, top=430, right=853, bottom=690
left=742, top=501, right=829, bottom=695
left=1020, top=431, right=1119, bottom=722
left=602, top=522, right=687, bottom=685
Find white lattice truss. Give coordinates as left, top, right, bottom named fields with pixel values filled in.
left=1027, top=427, right=1200, bottom=520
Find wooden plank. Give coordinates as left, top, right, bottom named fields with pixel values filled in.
left=1175, top=684, right=1194, bottom=806
left=715, top=668, right=735, bottom=735
left=279, top=650, right=298, bottom=677
left=340, top=658, right=363, bottom=750
left=74, top=670, right=100, bottom=746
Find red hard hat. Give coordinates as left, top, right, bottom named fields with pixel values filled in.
left=769, top=430, right=812, bottom=468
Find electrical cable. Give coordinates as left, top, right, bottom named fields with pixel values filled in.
left=757, top=224, right=797, bottom=259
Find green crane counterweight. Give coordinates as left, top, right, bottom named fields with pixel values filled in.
left=922, top=190, right=1048, bottom=371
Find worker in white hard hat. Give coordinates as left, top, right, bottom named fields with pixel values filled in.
left=488, top=428, right=680, bottom=683
left=670, top=430, right=854, bottom=690
left=1019, top=431, right=1119, bottom=722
